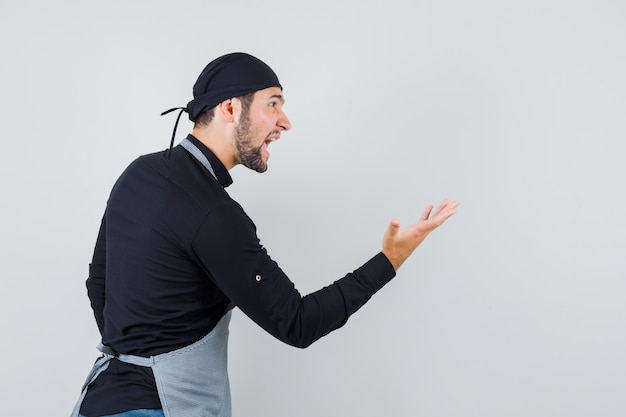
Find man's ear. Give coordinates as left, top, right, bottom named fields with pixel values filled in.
left=216, top=98, right=244, bottom=123
left=216, top=98, right=237, bottom=123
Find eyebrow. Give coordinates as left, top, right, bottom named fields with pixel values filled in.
left=269, top=94, right=285, bottom=104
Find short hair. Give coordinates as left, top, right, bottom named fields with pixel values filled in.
left=194, top=107, right=215, bottom=127
left=194, top=92, right=255, bottom=128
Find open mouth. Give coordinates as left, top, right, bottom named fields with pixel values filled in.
left=262, top=140, right=271, bottom=158
left=262, top=135, right=278, bottom=158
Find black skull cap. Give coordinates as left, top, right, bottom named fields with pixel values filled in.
left=186, top=52, right=282, bottom=122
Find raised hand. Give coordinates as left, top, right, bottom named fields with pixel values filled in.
left=382, top=198, right=460, bottom=271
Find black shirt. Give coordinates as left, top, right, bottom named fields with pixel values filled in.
left=81, top=135, right=396, bottom=416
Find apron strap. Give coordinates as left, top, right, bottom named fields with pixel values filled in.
left=69, top=354, right=112, bottom=417
left=97, top=342, right=154, bottom=367
left=180, top=137, right=218, bottom=181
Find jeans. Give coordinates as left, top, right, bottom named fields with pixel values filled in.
left=79, top=410, right=164, bottom=417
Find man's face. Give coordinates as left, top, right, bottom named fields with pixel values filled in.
left=234, top=87, right=291, bottom=173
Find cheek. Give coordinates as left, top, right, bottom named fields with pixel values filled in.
left=257, top=109, right=277, bottom=126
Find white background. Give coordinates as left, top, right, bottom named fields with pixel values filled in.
left=1, top=1, right=625, bottom=416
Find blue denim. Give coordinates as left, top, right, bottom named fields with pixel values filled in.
left=79, top=410, right=164, bottom=417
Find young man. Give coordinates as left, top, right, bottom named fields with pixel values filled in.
left=71, top=52, right=459, bottom=417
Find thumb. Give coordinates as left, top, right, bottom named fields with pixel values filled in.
left=384, top=218, right=401, bottom=240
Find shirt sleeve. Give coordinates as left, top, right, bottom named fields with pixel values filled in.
left=86, top=213, right=107, bottom=335
left=191, top=203, right=396, bottom=348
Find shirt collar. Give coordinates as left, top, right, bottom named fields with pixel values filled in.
left=186, top=134, right=233, bottom=188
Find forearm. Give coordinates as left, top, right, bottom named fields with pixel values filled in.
left=199, top=239, right=395, bottom=347
left=269, top=251, right=395, bottom=348
left=194, top=205, right=396, bottom=348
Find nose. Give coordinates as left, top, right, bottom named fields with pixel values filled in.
left=278, top=110, right=291, bottom=131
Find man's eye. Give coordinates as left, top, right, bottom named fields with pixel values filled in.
left=269, top=102, right=277, bottom=108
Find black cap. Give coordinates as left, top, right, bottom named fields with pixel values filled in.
left=186, top=52, right=282, bottom=121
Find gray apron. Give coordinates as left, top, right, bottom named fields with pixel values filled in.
left=72, top=137, right=233, bottom=417
left=71, top=310, right=233, bottom=417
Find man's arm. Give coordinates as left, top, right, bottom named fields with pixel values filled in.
left=191, top=198, right=458, bottom=348
left=86, top=213, right=107, bottom=335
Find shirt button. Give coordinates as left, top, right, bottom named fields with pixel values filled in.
left=255, top=274, right=262, bottom=282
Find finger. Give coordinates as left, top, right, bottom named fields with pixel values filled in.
left=432, top=198, right=451, bottom=216
left=383, top=218, right=401, bottom=243
left=419, top=204, right=434, bottom=222
left=434, top=200, right=460, bottom=221
left=443, top=200, right=460, bottom=214
left=386, top=218, right=401, bottom=234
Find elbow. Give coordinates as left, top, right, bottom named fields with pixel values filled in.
left=86, top=275, right=104, bottom=300
left=288, top=339, right=314, bottom=349
left=272, top=327, right=316, bottom=349
left=273, top=330, right=315, bottom=349
left=85, top=273, right=106, bottom=334
left=278, top=312, right=343, bottom=349
left=280, top=327, right=328, bottom=349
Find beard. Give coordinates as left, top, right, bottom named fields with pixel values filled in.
left=234, top=111, right=268, bottom=173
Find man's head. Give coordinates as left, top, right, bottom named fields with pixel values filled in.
left=189, top=53, right=291, bottom=172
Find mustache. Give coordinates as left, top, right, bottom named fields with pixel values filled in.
left=266, top=130, right=281, bottom=139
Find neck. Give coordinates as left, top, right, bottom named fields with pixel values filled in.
left=191, top=126, right=238, bottom=171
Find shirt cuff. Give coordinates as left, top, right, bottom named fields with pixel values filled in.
left=357, top=251, right=397, bottom=293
